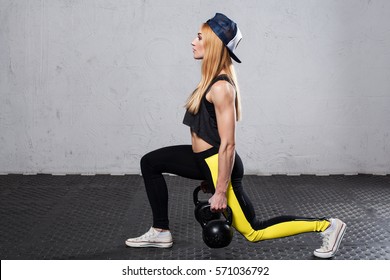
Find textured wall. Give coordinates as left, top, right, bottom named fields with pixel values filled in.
left=1, top=0, right=390, bottom=175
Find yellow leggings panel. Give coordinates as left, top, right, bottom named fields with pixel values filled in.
left=205, top=154, right=330, bottom=242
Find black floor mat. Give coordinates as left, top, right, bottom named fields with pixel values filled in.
left=1, top=174, right=389, bottom=260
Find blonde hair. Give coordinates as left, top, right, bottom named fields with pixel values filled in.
left=185, top=23, right=242, bottom=121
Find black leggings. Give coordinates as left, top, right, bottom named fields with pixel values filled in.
left=140, top=145, right=330, bottom=242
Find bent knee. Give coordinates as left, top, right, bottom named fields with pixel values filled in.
left=140, top=152, right=155, bottom=174
left=244, top=233, right=262, bottom=243
left=235, top=227, right=263, bottom=243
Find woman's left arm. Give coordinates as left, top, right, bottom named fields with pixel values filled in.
left=208, top=81, right=236, bottom=212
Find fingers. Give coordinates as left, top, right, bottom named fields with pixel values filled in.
left=208, top=196, right=227, bottom=212
left=211, top=206, right=226, bottom=213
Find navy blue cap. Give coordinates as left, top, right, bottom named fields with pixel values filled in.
left=207, top=13, right=242, bottom=63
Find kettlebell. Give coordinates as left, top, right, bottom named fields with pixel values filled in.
left=193, top=186, right=221, bottom=224
left=193, top=186, right=234, bottom=248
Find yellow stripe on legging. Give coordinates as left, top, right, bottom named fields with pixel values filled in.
left=204, top=154, right=330, bottom=242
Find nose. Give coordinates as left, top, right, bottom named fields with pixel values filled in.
left=191, top=38, right=196, bottom=46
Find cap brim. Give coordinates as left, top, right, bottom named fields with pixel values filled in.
left=228, top=49, right=241, bottom=63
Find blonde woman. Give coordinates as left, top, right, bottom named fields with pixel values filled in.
left=125, top=13, right=346, bottom=259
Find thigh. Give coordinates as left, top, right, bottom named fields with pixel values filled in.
left=143, top=145, right=205, bottom=180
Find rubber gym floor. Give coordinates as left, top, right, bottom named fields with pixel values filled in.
left=0, top=174, right=389, bottom=260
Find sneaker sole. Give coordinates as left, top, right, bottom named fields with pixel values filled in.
left=125, top=241, right=173, bottom=248
left=314, top=221, right=346, bottom=259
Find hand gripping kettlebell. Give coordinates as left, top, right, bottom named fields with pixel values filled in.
left=193, top=186, right=221, bottom=224
left=193, top=186, right=234, bottom=248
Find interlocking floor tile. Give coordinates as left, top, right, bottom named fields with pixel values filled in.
left=0, top=174, right=389, bottom=260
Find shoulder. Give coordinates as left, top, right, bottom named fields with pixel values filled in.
left=209, top=80, right=235, bottom=104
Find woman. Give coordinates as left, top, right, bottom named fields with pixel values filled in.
left=125, top=13, right=346, bottom=259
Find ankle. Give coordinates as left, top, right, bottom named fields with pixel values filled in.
left=153, top=227, right=169, bottom=232
left=324, top=219, right=335, bottom=232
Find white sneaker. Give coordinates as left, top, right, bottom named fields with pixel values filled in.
left=125, top=227, right=173, bottom=248
left=314, top=218, right=346, bottom=258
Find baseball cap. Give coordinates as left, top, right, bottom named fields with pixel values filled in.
left=207, top=13, right=242, bottom=63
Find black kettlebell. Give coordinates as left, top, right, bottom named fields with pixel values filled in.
left=193, top=186, right=221, bottom=224
left=193, top=186, right=234, bottom=248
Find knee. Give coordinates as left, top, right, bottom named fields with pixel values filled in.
left=233, top=226, right=259, bottom=242
left=240, top=229, right=263, bottom=243
left=140, top=152, right=154, bottom=174
left=233, top=219, right=263, bottom=243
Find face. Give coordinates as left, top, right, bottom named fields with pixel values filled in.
left=191, top=29, right=205, bottom=60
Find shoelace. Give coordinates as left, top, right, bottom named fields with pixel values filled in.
left=135, top=229, right=157, bottom=241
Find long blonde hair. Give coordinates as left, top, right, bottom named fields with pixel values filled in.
left=185, top=23, right=242, bottom=121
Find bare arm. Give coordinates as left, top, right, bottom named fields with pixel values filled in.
left=208, top=81, right=236, bottom=212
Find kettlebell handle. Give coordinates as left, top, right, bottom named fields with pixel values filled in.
left=193, top=186, right=233, bottom=226
left=193, top=185, right=202, bottom=206
left=224, top=205, right=233, bottom=226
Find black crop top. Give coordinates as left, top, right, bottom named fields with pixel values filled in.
left=183, top=75, right=234, bottom=147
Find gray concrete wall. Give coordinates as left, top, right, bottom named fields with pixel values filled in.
left=1, top=0, right=390, bottom=175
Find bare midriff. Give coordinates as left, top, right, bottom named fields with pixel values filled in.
left=191, top=131, right=213, bottom=153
